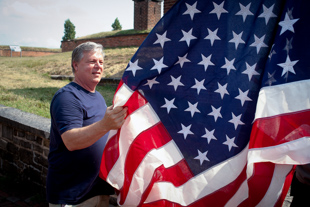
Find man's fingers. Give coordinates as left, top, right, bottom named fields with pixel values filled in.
left=107, top=105, right=127, bottom=119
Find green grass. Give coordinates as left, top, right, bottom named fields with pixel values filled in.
left=0, top=46, right=137, bottom=118
left=76, top=29, right=150, bottom=40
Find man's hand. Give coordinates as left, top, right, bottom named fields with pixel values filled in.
left=62, top=106, right=127, bottom=151
left=102, top=105, right=128, bottom=130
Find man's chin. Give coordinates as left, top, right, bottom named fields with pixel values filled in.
left=92, top=78, right=102, bottom=84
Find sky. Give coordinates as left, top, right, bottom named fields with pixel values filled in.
left=0, top=0, right=138, bottom=48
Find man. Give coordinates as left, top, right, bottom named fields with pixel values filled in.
left=290, top=164, right=310, bottom=206
left=46, top=42, right=127, bottom=207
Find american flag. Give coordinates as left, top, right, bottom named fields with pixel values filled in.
left=99, top=0, right=310, bottom=206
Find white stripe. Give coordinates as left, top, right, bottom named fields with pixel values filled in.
left=256, top=164, right=292, bottom=207
left=248, top=137, right=310, bottom=165
left=105, top=84, right=133, bottom=143
left=106, top=103, right=160, bottom=189
left=246, top=137, right=310, bottom=191
left=144, top=145, right=248, bottom=205
left=122, top=141, right=183, bottom=206
left=106, top=129, right=117, bottom=143
left=225, top=180, right=249, bottom=207
left=228, top=137, right=310, bottom=207
left=255, top=79, right=310, bottom=120
left=227, top=137, right=310, bottom=207
left=113, top=83, right=133, bottom=107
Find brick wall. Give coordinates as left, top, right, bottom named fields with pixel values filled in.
left=0, top=105, right=50, bottom=188
left=61, top=33, right=149, bottom=52
left=0, top=49, right=59, bottom=57
left=164, top=0, right=178, bottom=14
left=134, top=0, right=162, bottom=31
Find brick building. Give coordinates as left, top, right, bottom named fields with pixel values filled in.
left=133, top=0, right=178, bottom=30
left=61, top=0, right=179, bottom=51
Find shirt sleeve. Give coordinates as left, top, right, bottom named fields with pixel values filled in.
left=51, top=91, right=84, bottom=135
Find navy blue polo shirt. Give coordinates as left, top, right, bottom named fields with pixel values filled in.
left=47, top=82, right=114, bottom=204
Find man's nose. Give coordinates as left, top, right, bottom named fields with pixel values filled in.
left=94, top=61, right=103, bottom=68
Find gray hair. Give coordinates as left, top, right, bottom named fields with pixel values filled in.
left=71, top=42, right=104, bottom=73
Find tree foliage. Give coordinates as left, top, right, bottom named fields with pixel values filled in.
left=62, top=19, right=76, bottom=41
left=111, top=18, right=122, bottom=31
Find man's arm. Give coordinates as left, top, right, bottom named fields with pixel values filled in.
left=61, top=106, right=127, bottom=151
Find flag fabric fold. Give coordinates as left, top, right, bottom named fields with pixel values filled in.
left=100, top=0, right=310, bottom=206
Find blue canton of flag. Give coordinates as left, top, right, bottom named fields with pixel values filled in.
left=100, top=0, right=310, bottom=206
left=125, top=0, right=283, bottom=175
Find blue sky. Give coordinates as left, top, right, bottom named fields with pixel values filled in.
left=0, top=0, right=138, bottom=48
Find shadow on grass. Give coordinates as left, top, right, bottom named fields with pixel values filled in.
left=8, top=87, right=60, bottom=103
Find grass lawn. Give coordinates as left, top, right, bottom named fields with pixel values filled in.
left=0, top=46, right=137, bottom=118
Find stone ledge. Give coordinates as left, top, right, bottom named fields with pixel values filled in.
left=50, top=75, right=121, bottom=86
left=0, top=105, right=50, bottom=139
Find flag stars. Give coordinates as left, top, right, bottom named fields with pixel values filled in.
left=175, top=53, right=191, bottom=68
left=286, top=8, right=294, bottom=19
left=229, top=31, right=245, bottom=50
left=210, top=1, right=228, bottom=20
left=265, top=71, right=276, bottom=86
left=229, top=113, right=245, bottom=130
left=180, top=28, right=197, bottom=46
left=153, top=31, right=171, bottom=48
left=143, top=77, right=159, bottom=89
left=235, top=89, right=252, bottom=106
left=191, top=79, right=207, bottom=95
left=208, top=106, right=222, bottom=122
left=250, top=35, right=268, bottom=54
left=151, top=57, right=168, bottom=74
left=168, top=75, right=184, bottom=91
left=198, top=54, right=214, bottom=71
left=221, top=58, right=236, bottom=75
left=242, top=62, right=259, bottom=81
left=178, top=124, right=194, bottom=139
left=236, top=3, right=253, bottom=22
left=183, top=2, right=201, bottom=20
left=161, top=98, right=177, bottom=113
left=268, top=44, right=276, bottom=60
left=258, top=4, right=277, bottom=25
left=126, top=59, right=143, bottom=76
left=202, top=128, right=217, bottom=144
left=283, top=38, right=293, bottom=54
left=185, top=101, right=201, bottom=117
left=279, top=13, right=299, bottom=35
left=223, top=135, right=238, bottom=152
left=215, top=82, right=229, bottom=99
left=194, top=150, right=210, bottom=165
left=205, top=28, right=221, bottom=46
left=278, top=55, right=299, bottom=77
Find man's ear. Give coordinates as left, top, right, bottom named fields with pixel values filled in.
left=72, top=61, right=78, bottom=72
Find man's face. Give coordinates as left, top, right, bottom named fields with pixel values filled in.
left=73, top=50, right=104, bottom=88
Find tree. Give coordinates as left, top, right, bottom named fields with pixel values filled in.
left=111, top=18, right=122, bottom=31
left=62, top=19, right=76, bottom=41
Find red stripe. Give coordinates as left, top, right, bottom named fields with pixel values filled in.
left=141, top=165, right=247, bottom=207
left=274, top=166, right=294, bottom=207
left=114, top=80, right=124, bottom=99
left=118, top=122, right=173, bottom=204
left=99, top=131, right=120, bottom=179
left=137, top=160, right=194, bottom=207
left=240, top=162, right=275, bottom=206
left=100, top=88, right=148, bottom=179
left=250, top=110, right=310, bottom=149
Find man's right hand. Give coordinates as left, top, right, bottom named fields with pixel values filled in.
left=102, top=105, right=128, bottom=130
